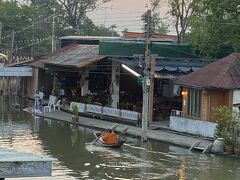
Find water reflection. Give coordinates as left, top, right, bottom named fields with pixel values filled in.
left=0, top=97, right=240, bottom=179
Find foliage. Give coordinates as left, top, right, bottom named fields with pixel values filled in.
left=26, top=0, right=112, bottom=30
left=0, top=1, right=38, bottom=58
left=187, top=0, right=240, bottom=57
left=234, top=138, right=240, bottom=147
left=0, top=0, right=117, bottom=60
left=86, top=96, right=93, bottom=104
left=52, top=86, right=61, bottom=97
left=80, top=20, right=119, bottom=37
left=151, top=0, right=201, bottom=43
left=215, top=106, right=239, bottom=131
left=219, top=129, right=235, bottom=145
left=233, top=123, right=240, bottom=147
left=71, top=103, right=78, bottom=116
left=106, top=95, right=113, bottom=107
left=214, top=106, right=240, bottom=146
left=141, top=11, right=169, bottom=35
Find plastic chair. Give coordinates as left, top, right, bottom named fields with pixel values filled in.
left=43, top=95, right=57, bottom=112
left=43, top=103, right=53, bottom=112
left=53, top=100, right=61, bottom=111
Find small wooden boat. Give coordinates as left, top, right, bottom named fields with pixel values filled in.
left=93, top=131, right=126, bottom=148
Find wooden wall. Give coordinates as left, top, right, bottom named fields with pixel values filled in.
left=181, top=88, right=232, bottom=122
left=201, top=91, right=209, bottom=121
left=182, top=88, right=189, bottom=116
left=208, top=90, right=231, bottom=122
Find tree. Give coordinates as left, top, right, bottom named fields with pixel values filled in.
left=141, top=11, right=169, bottom=35
left=79, top=18, right=119, bottom=36
left=187, top=0, right=240, bottom=57
left=0, top=1, right=39, bottom=58
left=0, top=0, right=118, bottom=61
left=27, top=0, right=111, bottom=29
left=151, top=0, right=201, bottom=43
left=110, top=24, right=117, bottom=37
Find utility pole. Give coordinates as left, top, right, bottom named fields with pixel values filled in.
left=31, top=18, right=35, bottom=57
left=104, top=7, right=107, bottom=27
left=51, top=1, right=56, bottom=52
left=141, top=9, right=153, bottom=141
left=0, top=22, right=2, bottom=45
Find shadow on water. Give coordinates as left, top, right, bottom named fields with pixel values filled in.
left=0, top=97, right=240, bottom=179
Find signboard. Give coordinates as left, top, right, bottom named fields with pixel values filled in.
left=0, top=67, right=32, bottom=76
left=137, top=76, right=144, bottom=85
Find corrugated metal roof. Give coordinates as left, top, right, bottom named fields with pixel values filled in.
left=29, top=44, right=78, bottom=68
left=59, top=36, right=121, bottom=40
left=6, top=59, right=34, bottom=67
left=176, top=53, right=240, bottom=89
left=44, top=45, right=105, bottom=68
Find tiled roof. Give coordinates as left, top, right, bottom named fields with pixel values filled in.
left=122, top=32, right=177, bottom=40
left=176, top=53, right=240, bottom=89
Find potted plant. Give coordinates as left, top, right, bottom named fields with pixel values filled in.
left=52, top=86, right=61, bottom=98
left=234, top=123, right=240, bottom=156
left=234, top=138, right=240, bottom=156
left=71, top=103, right=79, bottom=122
left=106, top=95, right=113, bottom=107
left=86, top=96, right=93, bottom=104
left=220, top=129, right=235, bottom=154
left=214, top=106, right=240, bottom=154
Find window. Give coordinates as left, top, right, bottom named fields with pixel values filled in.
left=188, top=89, right=201, bottom=118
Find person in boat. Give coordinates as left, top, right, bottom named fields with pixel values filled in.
left=101, top=129, right=118, bottom=144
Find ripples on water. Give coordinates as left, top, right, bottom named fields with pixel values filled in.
left=0, top=97, right=240, bottom=179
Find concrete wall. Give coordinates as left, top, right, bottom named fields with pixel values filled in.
left=170, top=116, right=217, bottom=138
left=233, top=90, right=240, bottom=112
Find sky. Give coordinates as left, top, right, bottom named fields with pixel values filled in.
left=87, top=0, right=173, bottom=35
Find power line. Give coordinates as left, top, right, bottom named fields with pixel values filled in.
left=87, top=11, right=145, bottom=15
left=90, top=15, right=143, bottom=20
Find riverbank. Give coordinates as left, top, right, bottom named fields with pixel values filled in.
left=24, top=107, right=212, bottom=151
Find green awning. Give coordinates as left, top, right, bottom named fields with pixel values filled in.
left=99, top=41, right=199, bottom=58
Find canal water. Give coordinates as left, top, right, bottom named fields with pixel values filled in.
left=0, top=97, right=239, bottom=180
